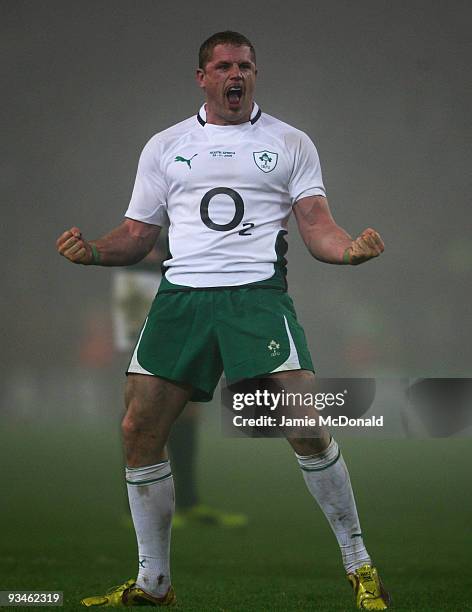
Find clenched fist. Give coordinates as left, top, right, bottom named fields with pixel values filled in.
left=56, top=226, right=93, bottom=264
left=344, top=228, right=384, bottom=265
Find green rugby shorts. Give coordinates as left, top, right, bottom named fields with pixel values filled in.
left=127, top=278, right=314, bottom=402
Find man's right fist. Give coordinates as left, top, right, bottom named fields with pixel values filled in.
left=56, top=227, right=93, bottom=264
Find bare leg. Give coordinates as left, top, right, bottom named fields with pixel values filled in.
left=122, top=373, right=193, bottom=466
left=265, top=369, right=331, bottom=455
left=267, top=370, right=371, bottom=574
left=122, top=374, right=193, bottom=597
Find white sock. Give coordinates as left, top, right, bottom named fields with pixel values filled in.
left=296, top=438, right=371, bottom=574
left=126, top=461, right=174, bottom=597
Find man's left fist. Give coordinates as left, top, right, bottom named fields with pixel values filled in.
left=344, top=228, right=384, bottom=265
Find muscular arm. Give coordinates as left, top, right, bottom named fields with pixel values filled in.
left=56, top=218, right=161, bottom=267
left=293, top=195, right=384, bottom=265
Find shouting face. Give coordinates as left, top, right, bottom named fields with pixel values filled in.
left=196, top=44, right=257, bottom=125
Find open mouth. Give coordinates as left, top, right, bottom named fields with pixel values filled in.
left=226, top=86, right=243, bottom=106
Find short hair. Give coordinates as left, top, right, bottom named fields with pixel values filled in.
left=199, top=31, right=256, bottom=69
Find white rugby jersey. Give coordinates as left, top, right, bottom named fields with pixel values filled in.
left=125, top=103, right=326, bottom=288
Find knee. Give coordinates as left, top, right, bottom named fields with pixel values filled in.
left=122, top=381, right=152, bottom=442
left=121, top=409, right=143, bottom=443
left=121, top=378, right=169, bottom=444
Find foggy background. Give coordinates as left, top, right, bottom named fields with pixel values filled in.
left=2, top=0, right=471, bottom=422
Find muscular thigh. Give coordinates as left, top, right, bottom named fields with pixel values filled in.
left=125, top=373, right=193, bottom=429
left=123, top=374, right=194, bottom=466
left=266, top=370, right=331, bottom=455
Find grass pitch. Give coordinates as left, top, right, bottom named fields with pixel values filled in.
left=2, top=414, right=471, bottom=611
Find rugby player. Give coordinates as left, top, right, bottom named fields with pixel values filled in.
left=57, top=31, right=388, bottom=609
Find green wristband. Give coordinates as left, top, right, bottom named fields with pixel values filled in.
left=343, top=248, right=351, bottom=265
left=90, top=244, right=101, bottom=265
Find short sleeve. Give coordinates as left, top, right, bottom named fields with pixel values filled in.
left=124, top=137, right=168, bottom=226
left=288, top=131, right=326, bottom=204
